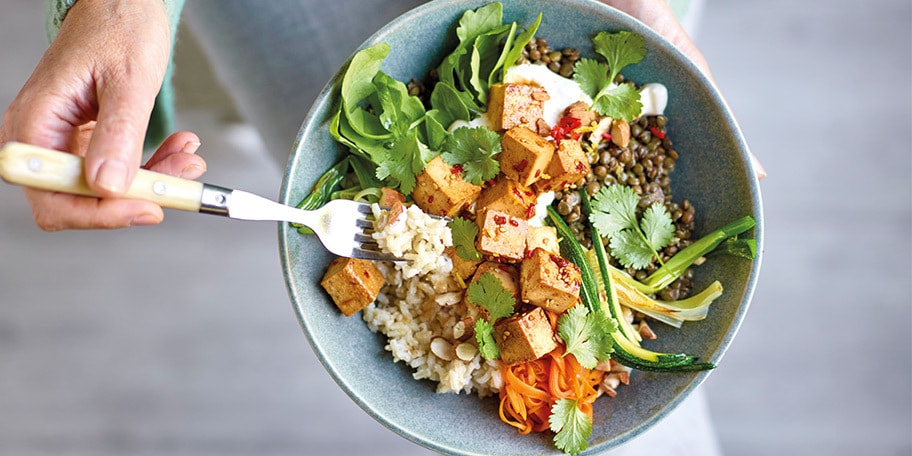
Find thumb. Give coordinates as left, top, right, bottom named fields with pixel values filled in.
left=83, top=79, right=158, bottom=197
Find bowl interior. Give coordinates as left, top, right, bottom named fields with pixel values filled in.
left=279, top=1, right=763, bottom=454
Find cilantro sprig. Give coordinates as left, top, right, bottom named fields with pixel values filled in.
left=550, top=398, right=592, bottom=455
left=590, top=185, right=675, bottom=270
left=556, top=305, right=617, bottom=369
left=467, top=272, right=516, bottom=361
left=572, top=30, right=646, bottom=121
left=441, top=126, right=502, bottom=185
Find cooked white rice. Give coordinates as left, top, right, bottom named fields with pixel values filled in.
left=364, top=204, right=503, bottom=395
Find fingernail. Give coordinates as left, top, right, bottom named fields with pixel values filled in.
left=130, top=213, right=161, bottom=227
left=181, top=140, right=202, bottom=155
left=95, top=160, right=129, bottom=193
left=179, top=163, right=205, bottom=179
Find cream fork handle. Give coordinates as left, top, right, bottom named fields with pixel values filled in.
left=0, top=142, right=204, bottom=212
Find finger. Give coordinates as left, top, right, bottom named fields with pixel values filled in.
left=23, top=187, right=164, bottom=231
left=82, top=82, right=158, bottom=198
left=142, top=131, right=207, bottom=179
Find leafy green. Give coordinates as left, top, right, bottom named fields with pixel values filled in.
left=572, top=30, right=646, bottom=122
left=335, top=43, right=436, bottom=195
left=550, top=399, right=592, bottom=455
left=557, top=305, right=617, bottom=369
left=441, top=126, right=502, bottom=184
left=475, top=319, right=499, bottom=361
left=466, top=272, right=515, bottom=321
left=467, top=271, right=516, bottom=362
left=449, top=217, right=482, bottom=261
left=590, top=184, right=674, bottom=269
left=592, top=30, right=647, bottom=84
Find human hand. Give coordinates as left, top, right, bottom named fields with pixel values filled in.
left=0, top=0, right=207, bottom=230
left=601, top=0, right=766, bottom=179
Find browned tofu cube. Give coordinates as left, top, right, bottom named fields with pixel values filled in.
left=500, top=127, right=555, bottom=187
left=525, top=225, right=560, bottom=255
left=487, top=83, right=549, bottom=131
left=476, top=209, right=529, bottom=262
left=320, top=257, right=385, bottom=316
left=474, top=176, right=538, bottom=223
left=494, top=306, right=558, bottom=365
left=412, top=156, right=482, bottom=217
left=520, top=248, right=582, bottom=313
left=534, top=138, right=591, bottom=192
left=444, top=246, right=482, bottom=283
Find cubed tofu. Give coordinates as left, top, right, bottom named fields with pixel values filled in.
left=320, top=257, right=385, bottom=316
left=500, top=127, right=555, bottom=187
left=520, top=248, right=582, bottom=313
left=476, top=209, right=529, bottom=262
left=487, top=83, right=549, bottom=131
left=412, top=156, right=482, bottom=217
left=533, top=139, right=591, bottom=193
left=474, top=176, right=538, bottom=222
left=494, top=306, right=558, bottom=365
left=444, top=246, right=482, bottom=283
left=525, top=225, right=560, bottom=255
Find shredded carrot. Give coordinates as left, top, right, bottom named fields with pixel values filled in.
left=498, top=310, right=606, bottom=436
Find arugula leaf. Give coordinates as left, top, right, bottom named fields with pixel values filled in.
left=441, top=126, right=502, bottom=185
left=498, top=13, right=542, bottom=82
left=449, top=217, right=482, bottom=261
left=550, top=398, right=592, bottom=455
left=475, top=319, right=499, bottom=361
left=590, top=185, right=675, bottom=270
left=341, top=43, right=390, bottom=110
left=557, top=305, right=616, bottom=369
left=466, top=272, right=516, bottom=321
left=592, top=30, right=647, bottom=84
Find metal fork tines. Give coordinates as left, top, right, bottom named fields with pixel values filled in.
left=298, top=199, right=396, bottom=262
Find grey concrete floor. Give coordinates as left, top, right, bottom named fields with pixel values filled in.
left=0, top=1, right=910, bottom=455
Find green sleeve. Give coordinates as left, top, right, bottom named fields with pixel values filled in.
left=44, top=0, right=188, bottom=149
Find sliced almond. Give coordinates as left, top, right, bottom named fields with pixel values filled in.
left=429, top=337, right=454, bottom=361
left=455, top=342, right=478, bottom=361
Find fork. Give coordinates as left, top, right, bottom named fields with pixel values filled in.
left=0, top=142, right=399, bottom=261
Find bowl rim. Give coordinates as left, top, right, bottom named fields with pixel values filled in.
left=278, top=0, right=764, bottom=454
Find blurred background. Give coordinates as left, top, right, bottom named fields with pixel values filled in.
left=0, top=1, right=909, bottom=455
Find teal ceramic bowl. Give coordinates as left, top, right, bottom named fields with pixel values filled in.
left=279, top=0, right=763, bottom=454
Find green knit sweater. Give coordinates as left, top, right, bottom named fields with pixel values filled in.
left=45, top=0, right=186, bottom=149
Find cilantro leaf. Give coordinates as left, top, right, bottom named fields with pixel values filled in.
left=374, top=132, right=432, bottom=195
left=475, top=319, right=499, bottom=361
left=572, top=58, right=610, bottom=100
left=609, top=229, right=655, bottom=270
left=466, top=272, right=516, bottom=321
left=590, top=184, right=639, bottom=235
left=550, top=399, right=592, bottom=455
left=442, top=126, right=502, bottom=185
left=557, top=305, right=616, bottom=369
left=590, top=184, right=675, bottom=270
left=592, top=30, right=647, bottom=84
left=449, top=217, right=482, bottom=261
left=571, top=31, right=646, bottom=122
left=590, top=82, right=642, bottom=123
left=641, top=202, right=675, bottom=251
